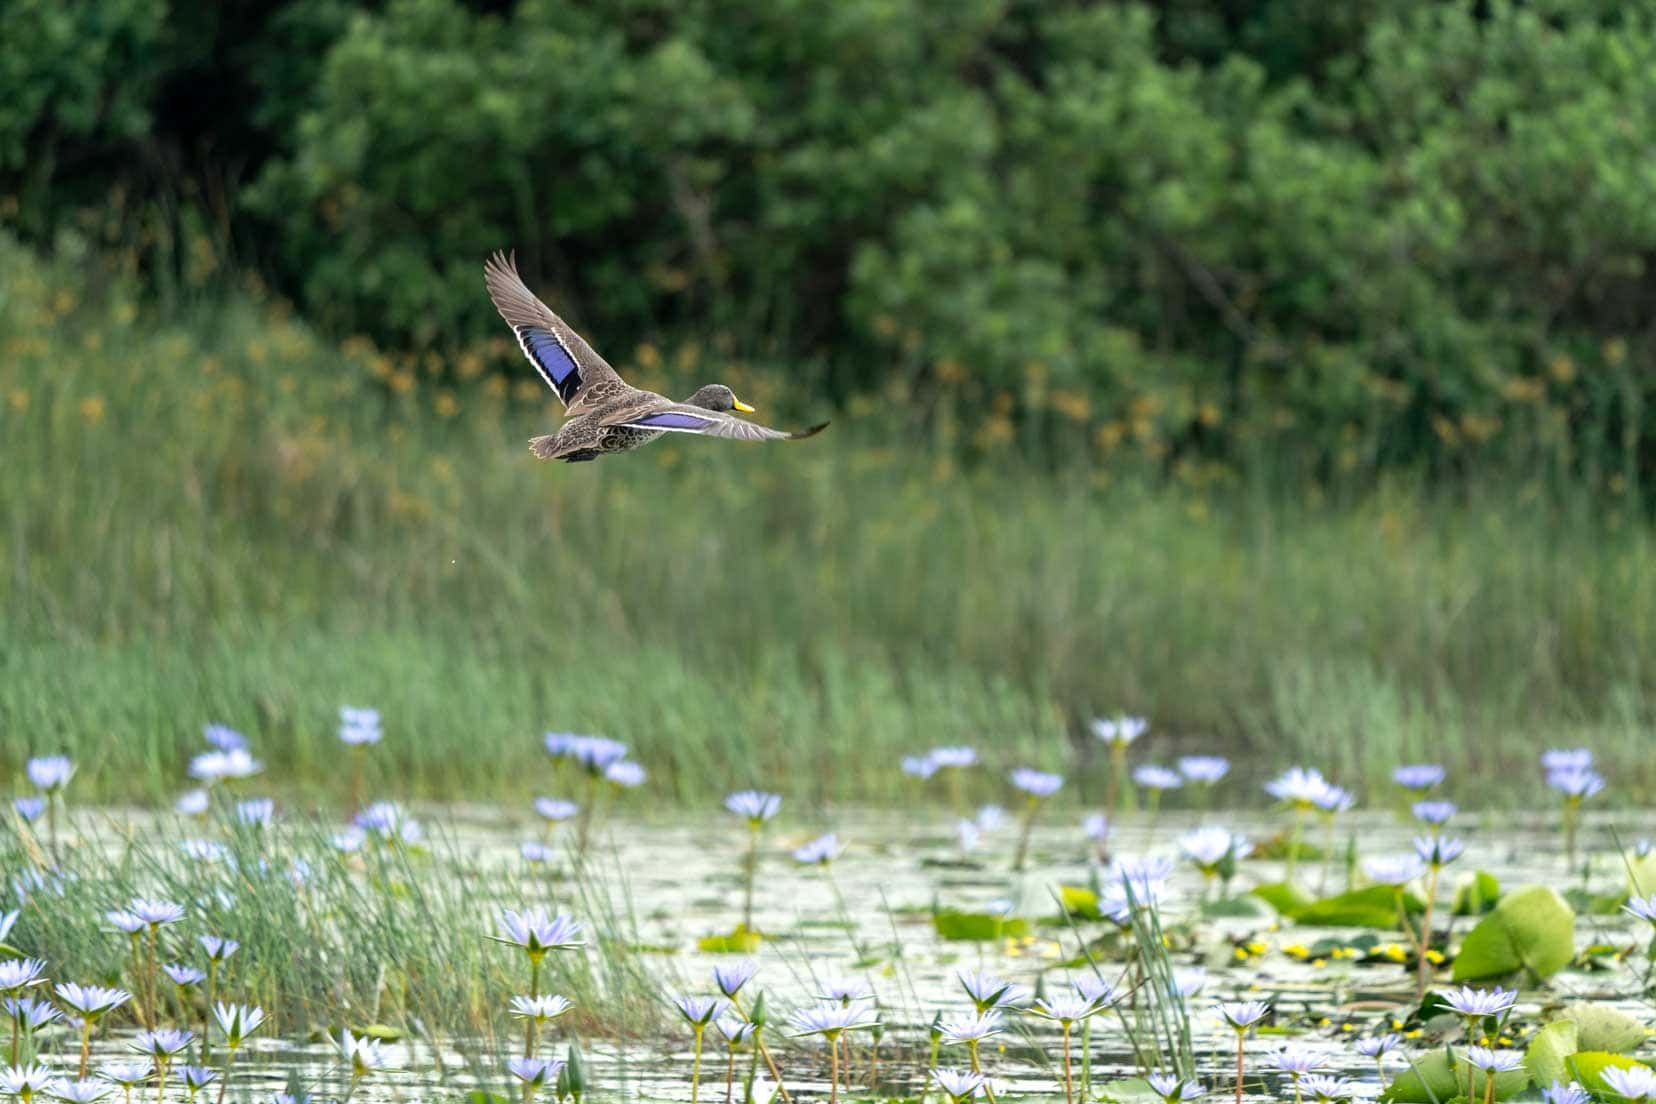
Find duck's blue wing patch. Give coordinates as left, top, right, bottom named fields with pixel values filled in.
left=627, top=411, right=715, bottom=431
left=518, top=326, right=582, bottom=405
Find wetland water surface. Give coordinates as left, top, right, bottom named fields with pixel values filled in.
left=21, top=805, right=1655, bottom=1102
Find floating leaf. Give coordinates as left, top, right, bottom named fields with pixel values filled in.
left=1254, top=837, right=1325, bottom=861
left=1252, top=882, right=1314, bottom=915
left=1626, top=849, right=1656, bottom=897
left=1452, top=871, right=1500, bottom=916
left=1098, top=1078, right=1163, bottom=1104
left=1566, top=1053, right=1651, bottom=1096
left=1382, top=1046, right=1464, bottom=1102
left=933, top=908, right=1029, bottom=942
left=698, top=925, right=763, bottom=954
left=1200, top=896, right=1271, bottom=920
left=355, top=1023, right=403, bottom=1041
left=1451, top=885, right=1574, bottom=981
left=1292, top=886, right=1424, bottom=929
left=1057, top=885, right=1102, bottom=920
left=1560, top=1005, right=1646, bottom=1054
left=1525, top=1020, right=1579, bottom=1090
left=466, top=1094, right=512, bottom=1104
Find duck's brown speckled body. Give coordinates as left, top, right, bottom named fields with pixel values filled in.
left=484, top=252, right=827, bottom=462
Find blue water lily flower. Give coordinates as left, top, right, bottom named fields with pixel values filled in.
left=788, top=1003, right=879, bottom=1038
left=1354, top=1034, right=1400, bottom=1058
left=1009, top=768, right=1062, bottom=798
left=1414, top=836, right=1465, bottom=868
left=1541, top=1082, right=1591, bottom=1104
left=493, top=909, right=584, bottom=959
left=26, top=755, right=74, bottom=792
left=1393, top=764, right=1446, bottom=790
left=712, top=960, right=759, bottom=998
left=12, top=797, right=45, bottom=823
left=56, top=984, right=131, bottom=1021
left=3, top=996, right=60, bottom=1030
left=956, top=970, right=1026, bottom=1012
left=939, top=1011, right=1003, bottom=1044
left=792, top=833, right=843, bottom=865
left=51, top=1079, right=113, bottom=1103
left=338, top=705, right=383, bottom=746
left=933, top=1068, right=987, bottom=1102
left=163, top=964, right=205, bottom=988
left=532, top=797, right=579, bottom=822
left=131, top=1028, right=195, bottom=1058
left=1091, top=716, right=1148, bottom=747
left=1216, top=1000, right=1271, bottom=1031
left=202, top=725, right=246, bottom=751
left=1412, top=800, right=1456, bottom=826
left=508, top=1056, right=565, bottom=1089
left=1439, top=986, right=1517, bottom=1019
left=1599, top=1067, right=1656, bottom=1102
left=1133, top=765, right=1183, bottom=791
left=1463, top=1048, right=1524, bottom=1073
left=1147, top=1072, right=1204, bottom=1103
left=901, top=755, right=938, bottom=779
left=724, top=792, right=781, bottom=825
left=0, top=959, right=45, bottom=995
left=1177, top=756, right=1230, bottom=784
left=1363, top=854, right=1426, bottom=886
left=509, top=994, right=574, bottom=1022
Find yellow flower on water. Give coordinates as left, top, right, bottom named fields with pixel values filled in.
left=1284, top=943, right=1311, bottom=959
left=434, top=390, right=459, bottom=418
left=1311, top=958, right=1327, bottom=969
left=1425, top=949, right=1445, bottom=964
left=6, top=389, right=27, bottom=412
left=79, top=396, right=106, bottom=423
left=1382, top=943, right=1406, bottom=962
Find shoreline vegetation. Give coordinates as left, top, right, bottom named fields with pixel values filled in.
left=2, top=238, right=1654, bottom=808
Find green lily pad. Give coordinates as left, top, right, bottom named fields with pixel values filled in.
left=1252, top=882, right=1315, bottom=915
left=1525, top=1020, right=1579, bottom=1090
left=1098, top=1077, right=1163, bottom=1104
left=466, top=1094, right=512, bottom=1104
left=355, top=1023, right=404, bottom=1041
left=1057, top=885, right=1102, bottom=920
left=1451, top=884, right=1574, bottom=982
left=1200, top=895, right=1271, bottom=919
left=1383, top=1046, right=1466, bottom=1102
left=698, top=925, right=763, bottom=953
left=1560, top=1005, right=1646, bottom=1054
left=932, top=908, right=1029, bottom=942
left=1293, top=886, right=1424, bottom=929
left=1254, top=837, right=1325, bottom=861
left=1565, top=1053, right=1651, bottom=1096
left=1626, top=849, right=1656, bottom=897
left=1452, top=871, right=1500, bottom=916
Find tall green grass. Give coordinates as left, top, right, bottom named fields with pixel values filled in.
left=2, top=236, right=1652, bottom=807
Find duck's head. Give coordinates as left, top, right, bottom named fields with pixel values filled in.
left=683, top=384, right=755, bottom=414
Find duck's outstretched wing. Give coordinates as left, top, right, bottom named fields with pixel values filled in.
left=484, top=250, right=628, bottom=413
left=604, top=403, right=829, bottom=443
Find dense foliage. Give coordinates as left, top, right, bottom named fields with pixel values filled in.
left=6, top=0, right=1656, bottom=485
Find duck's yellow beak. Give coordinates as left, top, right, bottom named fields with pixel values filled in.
left=732, top=397, right=756, bottom=413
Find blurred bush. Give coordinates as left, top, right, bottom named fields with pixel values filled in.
left=5, top=0, right=1656, bottom=488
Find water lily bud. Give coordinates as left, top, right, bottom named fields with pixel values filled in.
left=746, top=991, right=768, bottom=1028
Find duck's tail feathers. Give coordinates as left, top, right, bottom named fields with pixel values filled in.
left=529, top=434, right=560, bottom=460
